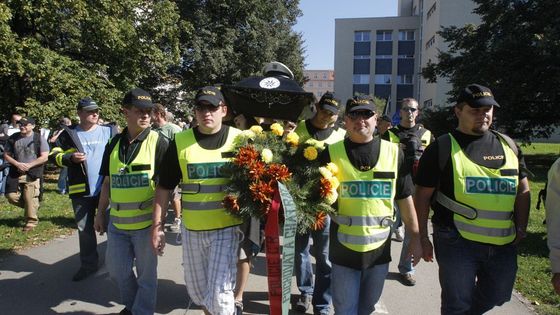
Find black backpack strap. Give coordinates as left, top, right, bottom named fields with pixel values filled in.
left=490, top=130, right=518, bottom=156
left=437, top=133, right=451, bottom=172
left=33, top=132, right=42, bottom=156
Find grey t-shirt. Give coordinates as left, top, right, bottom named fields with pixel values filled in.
left=6, top=132, right=49, bottom=163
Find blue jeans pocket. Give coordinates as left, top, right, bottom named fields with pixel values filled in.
left=434, top=226, right=461, bottom=246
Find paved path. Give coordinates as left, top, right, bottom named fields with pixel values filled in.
left=0, top=224, right=535, bottom=314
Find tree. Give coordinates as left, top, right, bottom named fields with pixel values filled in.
left=422, top=0, right=560, bottom=140
left=174, top=0, right=305, bottom=95
left=0, top=1, right=181, bottom=126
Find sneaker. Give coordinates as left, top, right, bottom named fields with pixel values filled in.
left=170, top=217, right=181, bottom=232
left=72, top=267, right=98, bottom=281
left=293, top=294, right=311, bottom=312
left=235, top=300, right=243, bottom=315
left=393, top=226, right=404, bottom=242
left=400, top=273, right=416, bottom=286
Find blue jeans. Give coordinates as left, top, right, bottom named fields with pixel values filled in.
left=393, top=205, right=414, bottom=275
left=433, top=225, right=517, bottom=315
left=294, top=216, right=332, bottom=314
left=107, top=222, right=158, bottom=315
left=57, top=167, right=68, bottom=193
left=331, top=262, right=389, bottom=315
left=71, top=196, right=99, bottom=270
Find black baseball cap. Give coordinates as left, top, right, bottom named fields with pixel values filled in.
left=77, top=97, right=99, bottom=111
left=195, top=86, right=224, bottom=107
left=457, top=84, right=500, bottom=108
left=318, top=92, right=341, bottom=114
left=346, top=95, right=377, bottom=113
left=123, top=88, right=153, bottom=109
left=19, top=117, right=36, bottom=125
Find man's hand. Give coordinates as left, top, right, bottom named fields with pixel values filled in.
left=93, top=211, right=106, bottom=235
left=407, top=235, right=424, bottom=266
left=420, top=237, right=434, bottom=262
left=15, top=161, right=29, bottom=173
left=151, top=225, right=166, bottom=256
left=71, top=152, right=87, bottom=163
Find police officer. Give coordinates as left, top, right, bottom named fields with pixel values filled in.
left=292, top=92, right=345, bottom=315
left=49, top=98, right=117, bottom=281
left=382, top=97, right=434, bottom=286
left=415, top=84, right=530, bottom=314
left=319, top=95, right=422, bottom=315
left=151, top=86, right=242, bottom=315
left=94, top=88, right=168, bottom=315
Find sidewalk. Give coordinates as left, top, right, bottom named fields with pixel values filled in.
left=0, top=227, right=535, bottom=314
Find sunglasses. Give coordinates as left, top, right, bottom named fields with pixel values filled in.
left=347, top=110, right=375, bottom=120
left=401, top=107, right=418, bottom=112
left=195, top=104, right=221, bottom=112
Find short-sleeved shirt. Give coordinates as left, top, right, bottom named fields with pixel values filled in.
left=76, top=125, right=113, bottom=196
left=5, top=132, right=49, bottom=163
left=319, top=137, right=413, bottom=270
left=155, top=122, right=182, bottom=140
left=99, top=127, right=169, bottom=182
left=157, top=125, right=232, bottom=189
left=415, top=129, right=528, bottom=229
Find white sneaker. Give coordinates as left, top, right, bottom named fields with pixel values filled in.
left=170, top=217, right=181, bottom=232
left=394, top=226, right=404, bottom=242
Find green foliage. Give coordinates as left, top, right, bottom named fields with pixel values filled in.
left=0, top=1, right=181, bottom=126
left=421, top=0, right=560, bottom=140
left=419, top=105, right=457, bottom=137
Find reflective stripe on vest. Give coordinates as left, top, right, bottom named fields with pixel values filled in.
left=109, top=130, right=158, bottom=230
left=181, top=183, right=227, bottom=194
left=294, top=120, right=346, bottom=148
left=448, top=134, right=518, bottom=245
left=176, top=127, right=243, bottom=231
left=329, top=139, right=398, bottom=252
left=331, top=214, right=394, bottom=227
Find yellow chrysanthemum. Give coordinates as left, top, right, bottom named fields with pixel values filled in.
left=250, top=125, right=263, bottom=134
left=319, top=166, right=333, bottom=179
left=240, top=129, right=256, bottom=139
left=285, top=132, right=300, bottom=146
left=328, top=176, right=340, bottom=190
left=326, top=162, right=339, bottom=176
left=261, top=148, right=273, bottom=163
left=324, top=190, right=338, bottom=205
left=303, top=146, right=318, bottom=161
left=270, top=123, right=284, bottom=136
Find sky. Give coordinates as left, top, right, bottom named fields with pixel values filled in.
left=293, top=0, right=398, bottom=70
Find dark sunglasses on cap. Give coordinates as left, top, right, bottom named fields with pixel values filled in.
left=400, top=107, right=418, bottom=112
left=347, top=110, right=375, bottom=120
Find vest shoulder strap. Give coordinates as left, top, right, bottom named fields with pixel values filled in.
left=106, top=133, right=123, bottom=156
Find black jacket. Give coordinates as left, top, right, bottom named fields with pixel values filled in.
left=49, top=124, right=117, bottom=198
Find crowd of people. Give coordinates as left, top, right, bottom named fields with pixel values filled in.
left=3, top=61, right=559, bottom=315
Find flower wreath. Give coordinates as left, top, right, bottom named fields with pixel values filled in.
left=222, top=123, right=338, bottom=233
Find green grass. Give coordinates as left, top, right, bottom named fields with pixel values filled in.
left=0, top=167, right=75, bottom=257
left=516, top=143, right=560, bottom=314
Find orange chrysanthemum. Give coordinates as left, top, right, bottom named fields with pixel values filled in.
left=223, top=195, right=240, bottom=213
left=249, top=160, right=267, bottom=181
left=268, top=163, right=292, bottom=182
left=250, top=181, right=275, bottom=204
left=319, top=177, right=333, bottom=198
left=234, top=146, right=259, bottom=166
left=313, top=211, right=327, bottom=230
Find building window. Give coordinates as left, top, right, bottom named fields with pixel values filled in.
left=354, top=55, right=370, bottom=59
left=427, top=2, right=437, bottom=20
left=376, top=30, right=392, bottom=41
left=317, top=92, right=323, bottom=98
left=425, top=35, right=436, bottom=49
left=376, top=55, right=392, bottom=59
left=374, top=74, right=391, bottom=84
left=308, top=82, right=313, bottom=88
left=318, top=82, right=323, bottom=88
left=399, top=30, right=415, bottom=41
left=355, top=31, right=371, bottom=42
left=323, top=74, right=327, bottom=79
left=397, top=74, right=413, bottom=84
left=424, top=99, right=433, bottom=108
left=353, top=74, right=370, bottom=84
